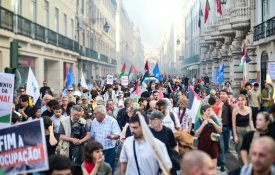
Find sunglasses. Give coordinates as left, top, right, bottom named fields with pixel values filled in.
left=68, top=90, right=73, bottom=92
left=20, top=91, right=25, bottom=93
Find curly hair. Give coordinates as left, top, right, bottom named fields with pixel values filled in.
left=84, top=141, right=103, bottom=162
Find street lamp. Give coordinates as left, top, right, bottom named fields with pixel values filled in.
left=103, top=22, right=110, bottom=33
left=220, top=0, right=227, bottom=4
left=177, top=38, right=180, bottom=45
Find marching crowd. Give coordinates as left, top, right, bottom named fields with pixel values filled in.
left=11, top=75, right=275, bottom=175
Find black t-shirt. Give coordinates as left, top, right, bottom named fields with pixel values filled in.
left=269, top=121, right=275, bottom=140
left=150, top=126, right=177, bottom=153
left=240, top=131, right=273, bottom=152
left=46, top=135, right=56, bottom=156
left=41, top=109, right=54, bottom=118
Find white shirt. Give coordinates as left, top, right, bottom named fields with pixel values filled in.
left=163, top=112, right=181, bottom=133
left=173, top=107, right=192, bottom=131
left=120, top=136, right=172, bottom=175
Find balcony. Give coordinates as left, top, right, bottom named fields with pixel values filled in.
left=183, top=55, right=200, bottom=66
left=230, top=6, right=250, bottom=30
left=0, top=6, right=114, bottom=66
left=0, top=6, right=13, bottom=31
left=254, top=16, right=275, bottom=42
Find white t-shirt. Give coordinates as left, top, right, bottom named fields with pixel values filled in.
left=173, top=107, right=192, bottom=131
left=162, top=112, right=181, bottom=133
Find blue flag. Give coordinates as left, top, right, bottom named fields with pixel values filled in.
left=67, top=66, right=74, bottom=87
left=214, top=68, right=219, bottom=85
left=153, top=63, right=163, bottom=81
left=219, top=64, right=224, bottom=83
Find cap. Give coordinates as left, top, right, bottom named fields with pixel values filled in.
left=81, top=94, right=89, bottom=100
left=148, top=111, right=164, bottom=120
left=96, top=97, right=106, bottom=106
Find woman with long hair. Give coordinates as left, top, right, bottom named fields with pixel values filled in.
left=232, top=94, right=254, bottom=159
left=240, top=112, right=273, bottom=165
left=28, top=106, right=41, bottom=121
left=194, top=105, right=222, bottom=166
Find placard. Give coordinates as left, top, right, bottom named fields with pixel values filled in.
left=0, top=73, right=14, bottom=128
left=121, top=76, right=129, bottom=86
left=0, top=119, right=49, bottom=175
left=268, top=62, right=275, bottom=80
left=106, top=75, right=113, bottom=84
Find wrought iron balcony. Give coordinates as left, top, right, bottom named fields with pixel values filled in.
left=17, top=15, right=32, bottom=38
left=47, top=29, right=58, bottom=46
left=100, top=54, right=108, bottom=63
left=0, top=6, right=13, bottom=31
left=254, top=16, right=275, bottom=41
left=266, top=16, right=275, bottom=37
left=111, top=59, right=117, bottom=65
left=34, top=23, right=45, bottom=42
left=183, top=55, right=200, bottom=66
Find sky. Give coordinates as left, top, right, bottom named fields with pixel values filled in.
left=123, top=0, right=183, bottom=53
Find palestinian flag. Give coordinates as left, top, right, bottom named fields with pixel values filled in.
left=187, top=87, right=203, bottom=123
left=140, top=60, right=150, bottom=85
left=204, top=0, right=210, bottom=23
left=242, top=40, right=251, bottom=63
left=130, top=82, right=141, bottom=102
left=145, top=60, right=150, bottom=73
left=128, top=65, right=138, bottom=81
left=119, top=63, right=126, bottom=78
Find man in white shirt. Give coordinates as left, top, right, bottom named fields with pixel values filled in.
left=120, top=114, right=172, bottom=175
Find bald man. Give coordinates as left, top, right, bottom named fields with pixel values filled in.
left=239, top=136, right=275, bottom=175
left=181, top=150, right=216, bottom=175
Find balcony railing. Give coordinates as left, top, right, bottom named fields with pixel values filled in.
left=266, top=17, right=275, bottom=37
left=254, top=16, right=275, bottom=41
left=0, top=6, right=114, bottom=66
left=0, top=6, right=13, bottom=31
left=17, top=15, right=32, bottom=38
left=183, top=55, right=200, bottom=65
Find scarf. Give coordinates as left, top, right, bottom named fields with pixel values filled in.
left=84, top=160, right=95, bottom=174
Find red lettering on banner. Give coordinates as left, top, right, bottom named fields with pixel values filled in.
left=0, top=95, right=10, bottom=103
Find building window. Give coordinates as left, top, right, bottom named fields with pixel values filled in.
left=64, top=14, right=67, bottom=36
left=44, top=0, right=49, bottom=28
left=262, top=0, right=269, bottom=22
left=13, top=0, right=22, bottom=15
left=71, top=18, right=74, bottom=39
left=55, top=7, right=59, bottom=33
left=31, top=0, right=37, bottom=22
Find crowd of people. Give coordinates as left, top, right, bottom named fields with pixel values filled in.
left=11, top=74, right=275, bottom=175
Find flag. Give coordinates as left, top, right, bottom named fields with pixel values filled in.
left=187, top=87, right=203, bottom=123
left=214, top=68, right=219, bottom=85
left=81, top=72, right=88, bottom=89
left=119, top=63, right=126, bottom=78
left=242, top=40, right=252, bottom=63
left=198, top=16, right=201, bottom=28
left=128, top=65, right=138, bottom=81
left=158, top=87, right=163, bottom=99
left=204, top=0, right=210, bottom=23
left=153, top=63, right=163, bottom=81
left=140, top=70, right=149, bottom=85
left=130, top=82, right=141, bottom=102
left=219, top=64, right=224, bottom=83
left=145, top=60, right=150, bottom=73
left=26, top=67, right=40, bottom=104
left=216, top=0, right=222, bottom=15
left=67, top=66, right=74, bottom=87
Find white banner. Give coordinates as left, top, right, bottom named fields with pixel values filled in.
left=26, top=67, right=40, bottom=104
left=121, top=76, right=129, bottom=86
left=107, top=75, right=113, bottom=85
left=0, top=73, right=14, bottom=128
left=81, top=72, right=88, bottom=89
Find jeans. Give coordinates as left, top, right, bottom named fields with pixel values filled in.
left=103, top=147, right=116, bottom=173
left=250, top=107, right=259, bottom=126
left=218, top=134, right=226, bottom=167
left=222, top=126, right=232, bottom=153
left=262, top=106, right=270, bottom=113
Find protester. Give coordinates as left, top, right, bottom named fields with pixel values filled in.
left=117, top=98, right=133, bottom=129
left=181, top=150, right=217, bottom=175
left=240, top=112, right=273, bottom=165
left=82, top=141, right=112, bottom=175
left=28, top=106, right=41, bottom=121
left=45, top=155, right=74, bottom=175
left=51, top=105, right=66, bottom=134
left=248, top=83, right=260, bottom=126
left=120, top=114, right=172, bottom=175
left=91, top=105, right=121, bottom=172
left=261, top=83, right=273, bottom=112
left=195, top=105, right=222, bottom=166
left=44, top=116, right=58, bottom=156
left=40, top=80, right=52, bottom=99
left=17, top=94, right=33, bottom=121
left=41, top=94, right=53, bottom=113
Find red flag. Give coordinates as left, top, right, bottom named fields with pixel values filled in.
left=145, top=60, right=150, bottom=73
left=216, top=0, right=222, bottom=15
left=243, top=40, right=247, bottom=62
left=136, top=81, right=140, bottom=97
left=158, top=87, right=163, bottom=99
left=119, top=63, right=126, bottom=78
left=204, top=0, right=210, bottom=23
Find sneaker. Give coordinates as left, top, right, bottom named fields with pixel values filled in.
left=220, top=166, right=226, bottom=172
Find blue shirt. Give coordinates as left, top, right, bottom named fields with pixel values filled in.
left=91, top=115, right=121, bottom=150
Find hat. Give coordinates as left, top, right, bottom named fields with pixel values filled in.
left=148, top=111, right=164, bottom=120
left=117, top=91, right=124, bottom=97
left=81, top=94, right=89, bottom=100
left=96, top=97, right=106, bottom=106
left=73, top=91, right=81, bottom=97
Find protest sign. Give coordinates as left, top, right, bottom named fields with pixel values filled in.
left=0, top=73, right=14, bottom=128
left=0, top=119, right=49, bottom=175
left=107, top=75, right=113, bottom=84
left=121, top=76, right=129, bottom=86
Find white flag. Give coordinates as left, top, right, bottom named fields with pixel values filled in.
left=26, top=67, right=40, bottom=104
left=81, top=72, right=88, bottom=89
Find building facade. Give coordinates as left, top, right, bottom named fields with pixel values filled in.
left=0, top=0, right=117, bottom=92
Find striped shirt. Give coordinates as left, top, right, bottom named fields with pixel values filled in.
left=91, top=115, right=121, bottom=150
